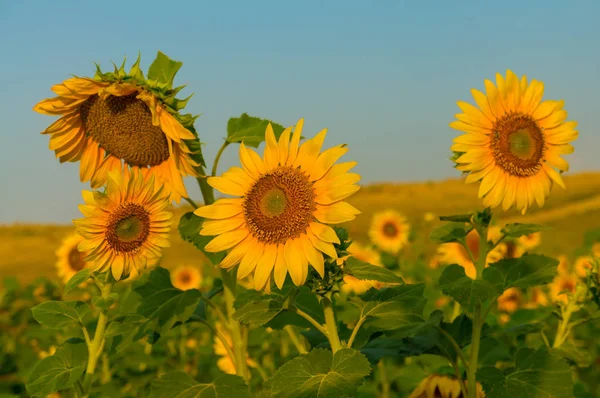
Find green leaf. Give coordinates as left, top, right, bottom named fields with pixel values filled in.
left=226, top=113, right=286, bottom=148
left=178, top=212, right=225, bottom=265
left=438, top=264, right=498, bottom=308
left=429, top=223, right=473, bottom=244
left=478, top=348, right=574, bottom=398
left=501, top=223, right=550, bottom=238
left=551, top=340, right=594, bottom=368
left=150, top=372, right=249, bottom=398
left=269, top=348, right=371, bottom=398
left=26, top=341, right=88, bottom=397
left=358, top=284, right=426, bottom=332
left=105, top=314, right=147, bottom=353
left=482, top=254, right=559, bottom=292
left=146, top=51, right=183, bottom=90
left=438, top=213, right=473, bottom=222
left=344, top=257, right=404, bottom=284
left=135, top=267, right=202, bottom=334
left=31, top=301, right=91, bottom=330
left=63, top=269, right=91, bottom=296
left=233, top=297, right=285, bottom=326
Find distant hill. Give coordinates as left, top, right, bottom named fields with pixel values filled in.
left=2, top=172, right=600, bottom=284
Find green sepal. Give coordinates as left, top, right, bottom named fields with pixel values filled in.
left=146, top=51, right=183, bottom=90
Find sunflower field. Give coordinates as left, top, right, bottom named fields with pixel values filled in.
left=1, top=50, right=600, bottom=398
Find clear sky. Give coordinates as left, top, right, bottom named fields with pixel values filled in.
left=0, top=0, right=598, bottom=224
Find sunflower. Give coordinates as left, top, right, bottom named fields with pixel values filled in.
left=436, top=227, right=504, bottom=279
left=550, top=272, right=578, bottom=304
left=424, top=212, right=436, bottom=222
left=518, top=232, right=541, bottom=250
left=341, top=242, right=384, bottom=294
left=368, top=210, right=410, bottom=254
left=497, top=287, right=522, bottom=313
left=592, top=243, right=600, bottom=259
left=195, top=119, right=361, bottom=291
left=74, top=168, right=173, bottom=281
left=556, top=255, right=570, bottom=275
left=451, top=70, right=577, bottom=214
left=524, top=286, right=549, bottom=309
left=171, top=265, right=202, bottom=291
left=574, top=256, right=593, bottom=279
left=499, top=239, right=525, bottom=259
left=55, top=233, right=90, bottom=285
left=33, top=52, right=200, bottom=203
left=409, top=374, right=484, bottom=398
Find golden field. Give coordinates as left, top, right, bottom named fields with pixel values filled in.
left=2, top=171, right=600, bottom=285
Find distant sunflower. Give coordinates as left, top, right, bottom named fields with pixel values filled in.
left=424, top=212, right=436, bottom=222
left=74, top=169, right=173, bottom=281
left=518, top=232, right=541, bottom=250
left=556, top=255, right=570, bottom=275
left=436, top=227, right=504, bottom=279
left=592, top=243, right=600, bottom=259
left=342, top=242, right=384, bottom=294
left=574, top=256, right=593, bottom=278
left=497, top=287, right=522, bottom=313
left=550, top=272, right=578, bottom=304
left=451, top=70, right=577, bottom=214
left=55, top=233, right=90, bottom=285
left=33, top=52, right=200, bottom=203
left=409, top=374, right=484, bottom=398
left=195, top=119, right=361, bottom=290
left=171, top=265, right=202, bottom=290
left=499, top=239, right=525, bottom=259
left=368, top=210, right=410, bottom=254
left=524, top=286, right=549, bottom=309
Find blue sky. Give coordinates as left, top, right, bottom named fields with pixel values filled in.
left=0, top=0, right=598, bottom=224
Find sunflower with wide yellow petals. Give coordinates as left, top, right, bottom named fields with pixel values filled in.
left=33, top=53, right=200, bottom=203
left=409, top=374, right=484, bottom=398
left=195, top=119, right=360, bottom=291
left=171, top=265, right=202, bottom=291
left=451, top=70, right=577, bottom=214
left=55, top=233, right=90, bottom=285
left=368, top=210, right=410, bottom=254
left=74, top=169, right=173, bottom=281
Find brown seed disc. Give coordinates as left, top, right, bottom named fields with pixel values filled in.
left=80, top=93, right=170, bottom=167
left=243, top=166, right=316, bottom=244
left=382, top=221, right=399, bottom=238
left=67, top=247, right=86, bottom=272
left=179, top=272, right=191, bottom=284
left=490, top=113, right=545, bottom=177
left=105, top=203, right=151, bottom=253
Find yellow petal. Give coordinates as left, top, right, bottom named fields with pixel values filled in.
left=194, top=199, right=243, bottom=219
left=300, top=234, right=324, bottom=278
left=254, top=244, right=277, bottom=290
left=204, top=229, right=249, bottom=252
left=220, top=167, right=255, bottom=193
left=208, top=176, right=246, bottom=196
left=478, top=168, right=500, bottom=198
left=274, top=244, right=288, bottom=289
left=237, top=241, right=264, bottom=279
left=532, top=100, right=561, bottom=121
left=307, top=233, right=338, bottom=259
left=263, top=123, right=280, bottom=170
left=277, top=127, right=292, bottom=165
left=470, top=88, right=495, bottom=121
left=286, top=119, right=304, bottom=167
left=309, top=145, right=349, bottom=181
left=502, top=176, right=517, bottom=211
left=542, top=163, right=566, bottom=189
left=239, top=143, right=266, bottom=179
left=520, top=80, right=544, bottom=114
left=200, top=216, right=245, bottom=236
left=484, top=79, right=505, bottom=118
left=308, top=222, right=340, bottom=244
left=449, top=120, right=488, bottom=135
left=158, top=107, right=196, bottom=141
left=314, top=202, right=360, bottom=224
left=284, top=238, right=305, bottom=286
left=456, top=101, right=493, bottom=128
left=315, top=184, right=360, bottom=205
left=220, top=238, right=253, bottom=269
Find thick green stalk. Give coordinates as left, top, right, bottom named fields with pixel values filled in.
left=553, top=287, right=585, bottom=348
left=82, top=283, right=112, bottom=395
left=196, top=165, right=215, bottom=206
left=322, top=298, right=342, bottom=353
left=221, top=268, right=250, bottom=382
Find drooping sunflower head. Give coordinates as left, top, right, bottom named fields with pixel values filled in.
left=409, top=374, right=485, bottom=398
left=55, top=233, right=90, bottom=285
left=368, top=210, right=410, bottom=254
left=74, top=168, right=173, bottom=281
left=34, top=52, right=202, bottom=203
left=450, top=70, right=577, bottom=214
left=195, top=119, right=361, bottom=291
left=171, top=265, right=202, bottom=291
left=341, top=242, right=384, bottom=294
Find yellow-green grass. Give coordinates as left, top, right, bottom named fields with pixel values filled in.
left=2, top=172, right=600, bottom=285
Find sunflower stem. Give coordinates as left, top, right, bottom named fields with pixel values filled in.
left=284, top=325, right=308, bottom=354
left=183, top=197, right=199, bottom=209
left=211, top=140, right=230, bottom=177
left=221, top=268, right=250, bottom=383
left=196, top=165, right=215, bottom=206
left=322, top=297, right=342, bottom=353
left=82, top=282, right=113, bottom=396
left=552, top=287, right=585, bottom=348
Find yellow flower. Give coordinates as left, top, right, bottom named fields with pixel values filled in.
left=550, top=272, right=578, bottom=304
left=409, top=374, right=484, bottom=398
left=592, top=243, right=600, bottom=259
left=74, top=169, right=173, bottom=281
left=451, top=70, right=577, bottom=214
left=436, top=227, right=504, bottom=279
left=171, top=265, right=202, bottom=290
left=195, top=119, right=360, bottom=291
left=33, top=53, right=199, bottom=203
left=341, top=242, right=384, bottom=294
left=497, top=287, right=522, bottom=313
left=556, top=255, right=570, bottom=275
left=368, top=210, right=410, bottom=254
left=424, top=212, right=436, bottom=222
left=574, top=256, right=593, bottom=278
left=524, top=286, right=549, bottom=309
left=55, top=233, right=90, bottom=285
left=518, top=232, right=541, bottom=250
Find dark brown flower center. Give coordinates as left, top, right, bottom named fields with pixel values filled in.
left=67, top=247, right=86, bottom=272
left=382, top=221, right=399, bottom=238
left=179, top=271, right=191, bottom=284
left=80, top=93, right=170, bottom=167
left=243, top=166, right=316, bottom=244
left=105, top=203, right=151, bottom=253
left=491, top=113, right=545, bottom=177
